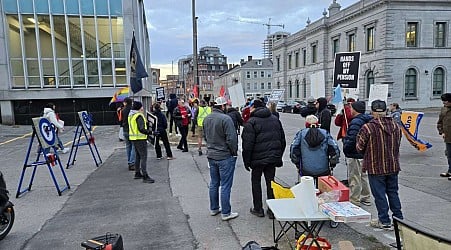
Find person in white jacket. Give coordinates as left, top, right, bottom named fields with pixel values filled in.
left=43, top=103, right=69, bottom=154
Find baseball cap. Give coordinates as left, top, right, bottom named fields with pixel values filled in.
left=371, top=100, right=387, bottom=112
left=214, top=97, right=227, bottom=105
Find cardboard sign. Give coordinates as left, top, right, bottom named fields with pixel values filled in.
left=156, top=87, right=165, bottom=101
left=310, top=70, right=325, bottom=98
left=146, top=112, right=158, bottom=146
left=333, top=52, right=361, bottom=88
left=368, top=84, right=388, bottom=106
left=228, top=83, right=246, bottom=107
left=268, top=89, right=285, bottom=103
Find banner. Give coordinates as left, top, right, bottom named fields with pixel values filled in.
left=400, top=111, right=432, bottom=152
left=130, top=35, right=148, bottom=94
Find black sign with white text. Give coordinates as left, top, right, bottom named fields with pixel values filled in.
left=333, top=52, right=360, bottom=88
left=156, top=87, right=165, bottom=101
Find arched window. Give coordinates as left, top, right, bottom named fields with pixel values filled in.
left=366, top=71, right=374, bottom=98
left=405, top=68, right=417, bottom=97
left=302, top=78, right=307, bottom=98
left=277, top=81, right=280, bottom=89
left=295, top=79, right=300, bottom=98
left=288, top=81, right=293, bottom=98
left=433, top=67, right=445, bottom=96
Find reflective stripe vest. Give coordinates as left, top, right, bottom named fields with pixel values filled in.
left=128, top=112, right=147, bottom=140
left=197, top=106, right=211, bottom=126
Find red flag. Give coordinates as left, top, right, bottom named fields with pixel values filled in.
left=193, top=85, right=199, bottom=98
left=219, top=85, right=225, bottom=97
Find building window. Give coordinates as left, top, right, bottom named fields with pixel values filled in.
left=267, top=72, right=271, bottom=78
left=435, top=22, right=446, bottom=47
left=246, top=83, right=250, bottom=90
left=289, top=81, right=293, bottom=98
left=405, top=68, right=417, bottom=98
left=261, top=82, right=265, bottom=89
left=433, top=67, right=445, bottom=96
left=288, top=54, right=292, bottom=69
left=367, top=27, right=375, bottom=52
left=277, top=81, right=280, bottom=89
left=253, top=71, right=257, bottom=78
left=295, top=52, right=299, bottom=68
left=253, top=82, right=257, bottom=89
left=246, top=71, right=250, bottom=78
left=348, top=33, right=356, bottom=52
left=268, top=82, right=272, bottom=89
left=311, top=44, right=317, bottom=63
left=332, top=38, right=340, bottom=58
left=260, top=71, right=264, bottom=77
left=366, top=71, right=374, bottom=98
left=276, top=57, right=280, bottom=71
left=302, top=78, right=307, bottom=98
left=406, top=22, right=418, bottom=47
left=295, top=79, right=300, bottom=98
left=302, top=49, right=306, bottom=66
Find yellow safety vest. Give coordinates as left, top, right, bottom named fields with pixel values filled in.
left=128, top=112, right=147, bottom=140
left=197, top=106, right=211, bottom=126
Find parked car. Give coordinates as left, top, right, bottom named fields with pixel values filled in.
left=292, top=101, right=307, bottom=114
left=276, top=101, right=286, bottom=112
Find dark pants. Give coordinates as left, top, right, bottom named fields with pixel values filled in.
left=446, top=143, right=451, bottom=173
left=155, top=130, right=173, bottom=158
left=191, top=120, right=196, bottom=135
left=132, top=140, right=148, bottom=176
left=169, top=112, right=178, bottom=134
left=368, top=173, right=403, bottom=225
left=251, top=165, right=276, bottom=212
left=177, top=125, right=189, bottom=150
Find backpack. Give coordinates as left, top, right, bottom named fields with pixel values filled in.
left=0, top=171, right=9, bottom=207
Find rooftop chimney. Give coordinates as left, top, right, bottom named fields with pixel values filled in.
left=248, top=56, right=253, bottom=61
left=240, top=59, right=245, bottom=65
left=328, top=0, right=341, bottom=16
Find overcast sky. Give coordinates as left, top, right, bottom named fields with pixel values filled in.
left=144, top=0, right=357, bottom=78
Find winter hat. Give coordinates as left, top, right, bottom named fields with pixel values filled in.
left=214, top=96, right=227, bottom=105
left=252, top=99, right=265, bottom=108
left=346, top=97, right=355, bottom=103
left=371, top=100, right=387, bottom=112
left=307, top=96, right=316, bottom=104
left=351, top=101, right=366, bottom=114
left=441, top=93, right=451, bottom=102
left=305, top=115, right=319, bottom=128
left=132, top=101, right=143, bottom=110
left=124, top=97, right=132, bottom=105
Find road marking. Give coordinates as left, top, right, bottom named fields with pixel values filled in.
left=0, top=132, right=32, bottom=146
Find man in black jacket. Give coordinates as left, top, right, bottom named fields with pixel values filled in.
left=300, top=96, right=317, bottom=118
left=242, top=99, right=286, bottom=218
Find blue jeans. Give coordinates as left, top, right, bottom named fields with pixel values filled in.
left=124, top=132, right=135, bottom=166
left=208, top=156, right=237, bottom=216
left=368, top=173, right=403, bottom=225
left=446, top=143, right=451, bottom=173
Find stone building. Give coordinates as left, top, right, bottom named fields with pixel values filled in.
left=273, top=0, right=451, bottom=108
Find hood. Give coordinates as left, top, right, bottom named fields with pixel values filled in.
left=304, top=128, right=325, bottom=148
left=250, top=107, right=271, bottom=118
left=43, top=107, right=54, bottom=116
left=129, top=110, right=139, bottom=116
left=169, top=93, right=176, bottom=99
left=356, top=113, right=373, bottom=123
left=317, top=97, right=327, bottom=111
left=370, top=117, right=397, bottom=135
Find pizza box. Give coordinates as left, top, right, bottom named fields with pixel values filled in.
left=320, top=201, right=371, bottom=223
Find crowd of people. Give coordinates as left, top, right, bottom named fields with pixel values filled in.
left=108, top=92, right=451, bottom=229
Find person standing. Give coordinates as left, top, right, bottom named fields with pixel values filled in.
left=300, top=96, right=317, bottom=118
left=152, top=103, right=174, bottom=160
left=356, top=100, right=403, bottom=229
left=438, top=93, right=451, bottom=179
left=242, top=99, right=286, bottom=218
left=196, top=100, right=211, bottom=156
left=121, top=97, right=135, bottom=170
left=203, top=97, right=239, bottom=221
left=173, top=99, right=191, bottom=152
left=167, top=93, right=179, bottom=135
left=226, top=104, right=244, bottom=135
left=315, top=97, right=332, bottom=132
left=190, top=99, right=199, bottom=137
left=128, top=101, right=155, bottom=183
left=342, top=101, right=372, bottom=206
left=334, top=98, right=355, bottom=141
left=43, top=103, right=69, bottom=154
left=389, top=103, right=403, bottom=126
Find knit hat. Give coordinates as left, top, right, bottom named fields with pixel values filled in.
left=305, top=115, right=319, bottom=128
left=371, top=100, right=387, bottom=112
left=307, top=96, right=316, bottom=104
left=132, top=101, right=143, bottom=110
left=351, top=101, right=366, bottom=114
left=441, top=93, right=451, bottom=102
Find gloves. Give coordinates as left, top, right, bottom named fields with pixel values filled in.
left=244, top=165, right=251, bottom=172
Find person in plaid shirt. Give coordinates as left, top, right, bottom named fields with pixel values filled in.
left=356, top=100, right=403, bottom=230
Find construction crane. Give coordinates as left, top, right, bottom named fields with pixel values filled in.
left=227, top=17, right=284, bottom=36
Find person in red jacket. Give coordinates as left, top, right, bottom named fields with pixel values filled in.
left=334, top=98, right=355, bottom=140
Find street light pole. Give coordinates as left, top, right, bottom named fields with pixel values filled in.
left=192, top=0, right=199, bottom=99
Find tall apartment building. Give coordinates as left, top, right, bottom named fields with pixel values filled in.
left=0, top=0, right=150, bottom=125
left=214, top=56, right=273, bottom=102
left=262, top=31, right=290, bottom=60
left=273, top=0, right=451, bottom=108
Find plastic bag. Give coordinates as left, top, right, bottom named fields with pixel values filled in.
left=317, top=190, right=340, bottom=204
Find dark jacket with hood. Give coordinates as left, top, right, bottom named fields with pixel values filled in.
left=167, top=94, right=178, bottom=114
left=315, top=97, right=331, bottom=132
left=152, top=108, right=168, bottom=132
left=226, top=107, right=244, bottom=131
left=343, top=113, right=372, bottom=158
left=241, top=107, right=286, bottom=169
left=300, top=103, right=317, bottom=118
left=121, top=104, right=132, bottom=133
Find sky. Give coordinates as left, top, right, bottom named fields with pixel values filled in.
left=144, top=0, right=357, bottom=79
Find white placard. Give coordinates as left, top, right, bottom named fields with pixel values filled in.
left=228, top=83, right=246, bottom=107
left=310, top=70, right=325, bottom=98
left=368, top=84, right=389, bottom=106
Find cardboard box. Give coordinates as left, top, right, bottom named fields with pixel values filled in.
left=320, top=202, right=371, bottom=223
left=318, top=176, right=349, bottom=202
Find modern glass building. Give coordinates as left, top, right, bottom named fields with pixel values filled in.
left=0, top=0, right=151, bottom=125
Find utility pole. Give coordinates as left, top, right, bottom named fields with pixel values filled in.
left=192, top=0, right=199, bottom=99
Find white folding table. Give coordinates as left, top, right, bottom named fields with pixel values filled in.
left=266, top=198, right=331, bottom=249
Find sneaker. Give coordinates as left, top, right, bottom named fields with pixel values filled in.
left=60, top=148, right=69, bottom=154
left=360, top=199, right=372, bottom=206
left=210, top=209, right=221, bottom=216
left=167, top=157, right=174, bottom=160
left=156, top=157, right=163, bottom=160
left=440, top=172, right=451, bottom=177
left=250, top=208, right=265, bottom=217
left=198, top=150, right=203, bottom=156
left=182, top=149, right=188, bottom=152
left=134, top=172, right=143, bottom=179
left=143, top=175, right=155, bottom=183
left=221, top=212, right=239, bottom=221
left=128, top=164, right=135, bottom=171
left=370, top=219, right=393, bottom=231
